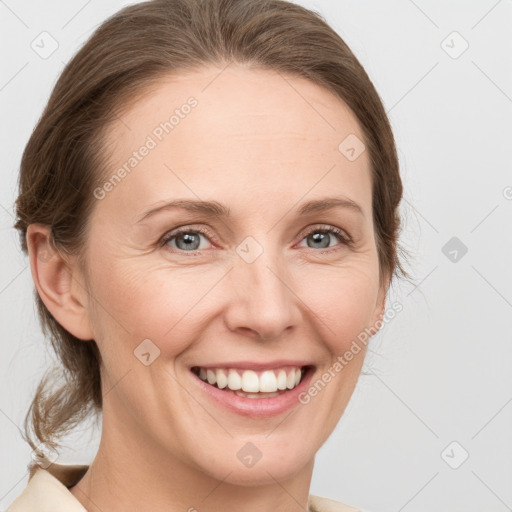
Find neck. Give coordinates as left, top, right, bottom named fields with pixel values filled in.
left=69, top=406, right=315, bottom=512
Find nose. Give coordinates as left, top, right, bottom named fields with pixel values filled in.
left=222, top=244, right=303, bottom=341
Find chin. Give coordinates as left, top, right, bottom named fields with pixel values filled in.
left=193, top=443, right=314, bottom=486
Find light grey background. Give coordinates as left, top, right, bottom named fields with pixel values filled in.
left=1, top=1, right=511, bottom=511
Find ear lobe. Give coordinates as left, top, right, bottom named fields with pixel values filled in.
left=26, top=224, right=94, bottom=341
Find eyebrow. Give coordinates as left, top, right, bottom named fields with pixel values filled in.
left=137, top=199, right=229, bottom=223
left=297, top=197, right=364, bottom=217
left=136, top=196, right=364, bottom=223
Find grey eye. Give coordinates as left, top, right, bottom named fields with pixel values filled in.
left=166, top=231, right=209, bottom=251
left=307, top=231, right=332, bottom=249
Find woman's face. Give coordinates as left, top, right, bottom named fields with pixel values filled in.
left=79, top=64, right=386, bottom=484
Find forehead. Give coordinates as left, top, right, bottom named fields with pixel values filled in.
left=99, top=64, right=372, bottom=220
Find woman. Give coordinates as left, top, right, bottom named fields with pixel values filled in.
left=8, top=0, right=406, bottom=510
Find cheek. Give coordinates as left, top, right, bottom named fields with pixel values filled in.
left=86, top=255, right=212, bottom=358
left=294, top=258, right=381, bottom=348
left=86, top=238, right=380, bottom=363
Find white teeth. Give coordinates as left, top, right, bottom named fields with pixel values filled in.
left=241, top=370, right=260, bottom=392
left=195, top=366, right=305, bottom=393
left=259, top=370, right=278, bottom=392
left=286, top=370, right=295, bottom=389
left=206, top=369, right=216, bottom=385
left=216, top=369, right=228, bottom=389
left=227, top=369, right=242, bottom=390
left=277, top=370, right=287, bottom=390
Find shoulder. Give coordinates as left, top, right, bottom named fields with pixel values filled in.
left=6, top=463, right=88, bottom=512
left=308, top=494, right=373, bottom=512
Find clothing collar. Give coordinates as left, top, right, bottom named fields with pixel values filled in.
left=7, top=462, right=362, bottom=512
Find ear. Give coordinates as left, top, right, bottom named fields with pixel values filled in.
left=26, top=224, right=94, bottom=340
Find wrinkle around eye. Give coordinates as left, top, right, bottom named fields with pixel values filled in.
left=130, top=210, right=370, bottom=253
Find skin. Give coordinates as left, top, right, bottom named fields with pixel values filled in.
left=27, top=64, right=388, bottom=512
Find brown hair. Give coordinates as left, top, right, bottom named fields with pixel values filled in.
left=14, top=0, right=408, bottom=459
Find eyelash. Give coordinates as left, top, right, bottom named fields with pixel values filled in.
left=159, top=224, right=352, bottom=255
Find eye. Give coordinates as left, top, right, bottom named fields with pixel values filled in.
left=159, top=224, right=351, bottom=255
left=297, top=225, right=351, bottom=251
left=160, top=227, right=214, bottom=252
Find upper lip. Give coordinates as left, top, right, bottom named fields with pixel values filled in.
left=190, top=360, right=314, bottom=371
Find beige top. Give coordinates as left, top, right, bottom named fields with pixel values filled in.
left=6, top=462, right=367, bottom=512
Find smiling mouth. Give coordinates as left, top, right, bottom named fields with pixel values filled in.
left=190, top=365, right=313, bottom=398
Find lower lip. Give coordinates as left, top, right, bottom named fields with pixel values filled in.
left=190, top=367, right=315, bottom=418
